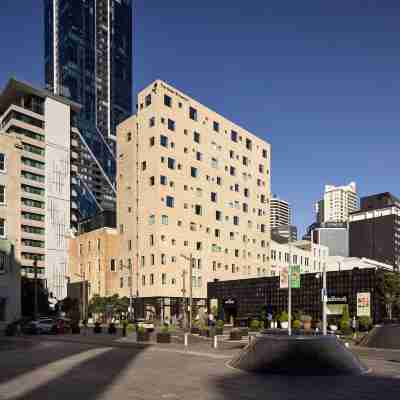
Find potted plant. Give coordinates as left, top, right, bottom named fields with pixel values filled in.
left=216, top=320, right=224, bottom=335
left=249, top=319, right=260, bottom=332
left=292, top=319, right=302, bottom=333
left=137, top=325, right=150, bottom=342
left=230, top=328, right=242, bottom=340
left=200, top=322, right=210, bottom=337
left=279, top=311, right=289, bottom=329
left=301, top=315, right=312, bottom=331
left=156, top=324, right=171, bottom=343
left=93, top=321, right=102, bottom=334
left=358, top=316, right=372, bottom=332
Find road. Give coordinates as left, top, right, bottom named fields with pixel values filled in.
left=0, top=337, right=400, bottom=400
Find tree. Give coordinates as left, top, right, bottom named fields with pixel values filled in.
left=384, top=272, right=400, bottom=320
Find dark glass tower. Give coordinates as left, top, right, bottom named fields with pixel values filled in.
left=44, top=0, right=133, bottom=220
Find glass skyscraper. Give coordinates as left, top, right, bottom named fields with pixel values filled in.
left=44, top=0, right=133, bottom=220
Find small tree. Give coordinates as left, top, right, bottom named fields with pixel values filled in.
left=340, top=305, right=351, bottom=333
left=250, top=319, right=260, bottom=331
left=279, top=311, right=289, bottom=322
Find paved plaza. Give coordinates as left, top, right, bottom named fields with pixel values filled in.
left=0, top=336, right=400, bottom=400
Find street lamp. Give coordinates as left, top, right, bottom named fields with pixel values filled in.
left=180, top=253, right=193, bottom=331
left=315, top=262, right=328, bottom=335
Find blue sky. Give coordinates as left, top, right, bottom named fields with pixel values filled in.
left=1, top=0, right=400, bottom=234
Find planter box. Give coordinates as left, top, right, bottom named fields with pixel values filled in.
left=191, top=327, right=200, bottom=334
left=137, top=331, right=150, bottom=342
left=216, top=327, right=223, bottom=335
left=280, top=321, right=288, bottom=329
left=156, top=333, right=171, bottom=343
left=230, top=330, right=242, bottom=340
left=200, top=329, right=210, bottom=337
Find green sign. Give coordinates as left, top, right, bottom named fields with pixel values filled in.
left=290, top=265, right=301, bottom=289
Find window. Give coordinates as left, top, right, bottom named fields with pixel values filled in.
left=150, top=136, right=155, bottom=146
left=243, top=203, right=248, bottom=213
left=213, top=121, right=219, bottom=132
left=128, top=240, right=132, bottom=251
left=161, top=254, right=166, bottom=265
left=196, top=151, right=202, bottom=161
left=214, top=229, right=220, bottom=238
left=211, top=158, right=218, bottom=168
left=150, top=274, right=154, bottom=285
left=216, top=211, right=222, bottom=221
left=191, top=167, right=198, bottom=178
left=150, top=176, right=155, bottom=186
left=0, top=219, right=5, bottom=238
left=211, top=192, right=217, bottom=202
left=234, top=183, right=240, bottom=192
left=246, top=138, right=252, bottom=150
left=193, top=131, right=200, bottom=143
left=0, top=185, right=5, bottom=204
left=230, top=150, right=234, bottom=159
left=126, top=132, right=132, bottom=142
left=160, top=175, right=167, bottom=185
left=243, top=156, right=248, bottom=166
left=160, top=135, right=168, bottom=147
left=195, top=204, right=202, bottom=216
left=230, top=166, right=236, bottom=176
left=167, top=158, right=175, bottom=169
left=164, top=94, right=172, bottom=107
left=141, top=161, right=147, bottom=171
left=0, top=153, right=5, bottom=172
left=149, top=214, right=155, bottom=225
left=189, top=107, right=198, bottom=121
left=244, top=188, right=249, bottom=198
left=262, top=149, right=268, bottom=159
left=259, top=164, right=264, bottom=174
left=217, top=177, right=222, bottom=185
left=261, top=224, right=266, bottom=233
left=142, top=275, right=146, bottom=286
left=120, top=277, right=124, bottom=288
left=166, top=196, right=174, bottom=208
left=233, top=216, right=239, bottom=226
left=161, top=215, right=169, bottom=225
left=231, top=130, right=238, bottom=142
left=168, top=119, right=175, bottom=131
left=145, top=94, right=152, bottom=106
left=149, top=117, right=155, bottom=127
left=162, top=273, right=167, bottom=285
left=196, top=241, right=202, bottom=250
left=150, top=234, right=154, bottom=246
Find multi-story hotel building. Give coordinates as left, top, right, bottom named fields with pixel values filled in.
left=115, top=80, right=271, bottom=318
left=322, top=182, right=359, bottom=223
left=0, top=78, right=111, bottom=299
left=270, top=196, right=291, bottom=228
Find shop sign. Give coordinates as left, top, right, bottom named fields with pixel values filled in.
left=290, top=265, right=301, bottom=289
left=327, top=296, right=347, bottom=303
left=224, top=298, right=236, bottom=305
left=357, top=292, right=371, bottom=317
left=280, top=266, right=288, bottom=289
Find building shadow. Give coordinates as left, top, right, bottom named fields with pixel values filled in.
left=212, top=368, right=400, bottom=400
left=4, top=343, right=144, bottom=400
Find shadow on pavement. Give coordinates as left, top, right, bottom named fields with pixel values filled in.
left=6, top=344, right=144, bottom=400
left=213, top=368, right=400, bottom=400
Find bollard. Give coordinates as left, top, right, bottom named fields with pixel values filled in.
left=213, top=334, right=218, bottom=349
left=184, top=332, right=189, bottom=347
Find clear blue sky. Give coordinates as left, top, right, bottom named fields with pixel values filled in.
left=1, top=0, right=400, bottom=235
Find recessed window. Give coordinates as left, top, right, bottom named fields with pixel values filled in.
left=229, top=150, right=234, bottom=159
left=191, top=167, right=198, bottom=178
left=167, top=158, right=176, bottom=170
left=231, top=130, right=238, bottom=142
left=215, top=229, right=220, bottom=238
left=168, top=119, right=175, bottom=131
left=230, top=166, right=236, bottom=176
left=126, top=132, right=132, bottom=142
left=196, top=151, right=202, bottom=161
left=149, top=117, right=155, bottom=127
left=0, top=218, right=5, bottom=238
left=217, top=177, right=222, bottom=185
left=216, top=210, right=222, bottom=221
left=160, top=175, right=167, bottom=185
left=149, top=215, right=155, bottom=225
left=160, top=135, right=168, bottom=147
left=161, top=254, right=166, bottom=265
left=196, top=241, right=202, bottom=250
left=244, top=188, right=249, bottom=198
left=246, top=138, right=252, bottom=150
left=150, top=274, right=154, bottom=285
left=166, top=196, right=175, bottom=208
left=0, top=185, right=5, bottom=204
left=211, top=192, right=217, bottom=203
left=149, top=176, right=155, bottom=186
left=150, top=137, right=155, bottom=147
left=164, top=94, right=172, bottom=107
left=110, top=259, right=116, bottom=272
left=213, top=121, right=219, bottom=132
left=211, top=158, right=218, bottom=168
left=145, top=94, right=152, bottom=106
left=195, top=204, right=202, bottom=216
left=233, top=216, right=239, bottom=226
left=150, top=234, right=154, bottom=246
left=161, top=215, right=169, bottom=225
left=141, top=161, right=147, bottom=171
left=262, top=149, right=268, bottom=159
left=193, top=131, right=200, bottom=143
left=243, top=203, right=248, bottom=213
left=189, top=106, right=198, bottom=121
left=0, top=153, right=5, bottom=172
left=234, top=183, right=239, bottom=192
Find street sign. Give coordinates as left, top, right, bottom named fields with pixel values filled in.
left=290, top=265, right=301, bottom=289
left=279, top=266, right=289, bottom=289
left=357, top=292, right=371, bottom=317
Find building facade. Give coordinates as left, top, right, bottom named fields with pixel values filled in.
left=312, top=222, right=349, bottom=257
left=322, top=182, right=358, bottom=223
left=349, top=193, right=400, bottom=270
left=270, top=197, right=291, bottom=228
left=0, top=78, right=88, bottom=299
left=271, top=225, right=297, bottom=243
left=116, top=80, right=271, bottom=318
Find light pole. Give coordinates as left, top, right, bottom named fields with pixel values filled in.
left=316, top=263, right=328, bottom=335
left=180, top=253, right=193, bottom=330
left=288, top=236, right=292, bottom=336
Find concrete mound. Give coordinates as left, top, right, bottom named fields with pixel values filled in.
left=230, top=333, right=368, bottom=376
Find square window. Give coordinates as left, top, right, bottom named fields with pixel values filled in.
left=166, top=196, right=174, bottom=208
left=189, top=107, right=198, bottom=121
left=164, top=94, right=172, bottom=107
left=160, top=135, right=168, bottom=147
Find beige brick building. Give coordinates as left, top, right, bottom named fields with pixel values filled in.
left=116, top=80, right=272, bottom=318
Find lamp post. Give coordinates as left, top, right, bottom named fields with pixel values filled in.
left=180, top=253, right=193, bottom=331
left=316, top=263, right=328, bottom=335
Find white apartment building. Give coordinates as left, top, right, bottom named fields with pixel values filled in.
left=323, top=182, right=358, bottom=223
left=270, top=197, right=291, bottom=228
left=270, top=240, right=329, bottom=277
left=117, top=80, right=271, bottom=318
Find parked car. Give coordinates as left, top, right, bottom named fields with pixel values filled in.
left=134, top=318, right=154, bottom=332
left=23, top=318, right=57, bottom=334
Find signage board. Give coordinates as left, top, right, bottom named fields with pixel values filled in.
left=357, top=292, right=371, bottom=317
left=280, top=266, right=289, bottom=289
left=290, top=265, right=301, bottom=289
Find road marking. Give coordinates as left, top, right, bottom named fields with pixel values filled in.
left=148, top=346, right=231, bottom=359
left=0, top=347, right=112, bottom=400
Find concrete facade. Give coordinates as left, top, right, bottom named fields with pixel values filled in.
left=116, top=80, right=271, bottom=309
left=312, top=226, right=349, bottom=257
left=0, top=134, right=22, bottom=326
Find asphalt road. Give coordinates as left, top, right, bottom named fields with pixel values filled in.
left=0, top=338, right=399, bottom=400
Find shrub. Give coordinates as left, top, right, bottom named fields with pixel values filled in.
left=358, top=316, right=372, bottom=331
left=292, top=320, right=302, bottom=330
left=279, top=311, right=289, bottom=322
left=126, top=323, right=135, bottom=334
left=250, top=319, right=260, bottom=331
left=169, top=324, right=176, bottom=334
left=300, top=315, right=312, bottom=323
left=340, top=319, right=351, bottom=333
left=216, top=320, right=224, bottom=329
left=161, top=324, right=170, bottom=334
left=137, top=325, right=145, bottom=334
